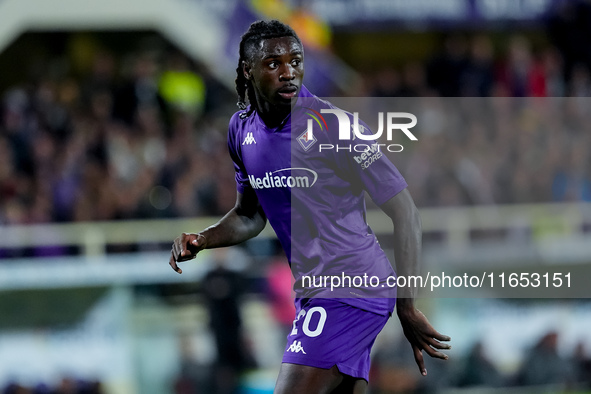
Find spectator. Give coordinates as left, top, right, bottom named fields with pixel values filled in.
left=460, top=35, right=495, bottom=97
left=202, top=248, right=256, bottom=394
left=496, top=35, right=546, bottom=97
left=456, top=342, right=504, bottom=388
left=1, top=30, right=590, bottom=234
left=426, top=34, right=468, bottom=97
left=515, top=331, right=571, bottom=386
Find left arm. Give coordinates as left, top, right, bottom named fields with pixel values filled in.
left=379, top=188, right=451, bottom=376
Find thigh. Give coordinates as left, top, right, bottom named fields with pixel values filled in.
left=273, top=363, right=368, bottom=394
left=274, top=363, right=342, bottom=394
left=331, top=374, right=368, bottom=394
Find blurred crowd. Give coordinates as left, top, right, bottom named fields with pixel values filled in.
left=0, top=49, right=238, bottom=226
left=1, top=377, right=102, bottom=394
left=361, top=32, right=591, bottom=208
left=1, top=4, right=591, bottom=394
left=378, top=93, right=591, bottom=208
left=1, top=30, right=591, bottom=227
left=370, top=330, right=591, bottom=393
left=3, top=329, right=590, bottom=394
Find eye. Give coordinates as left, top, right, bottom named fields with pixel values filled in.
left=292, top=59, right=301, bottom=67
left=268, top=61, right=279, bottom=69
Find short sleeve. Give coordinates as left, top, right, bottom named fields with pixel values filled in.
left=227, top=113, right=252, bottom=194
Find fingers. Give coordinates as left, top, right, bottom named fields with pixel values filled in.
left=425, top=336, right=452, bottom=351
left=172, top=233, right=198, bottom=262
left=169, top=233, right=205, bottom=273
left=431, top=330, right=452, bottom=342
left=422, top=345, right=449, bottom=360
left=400, top=309, right=452, bottom=377
left=423, top=329, right=451, bottom=358
left=171, top=236, right=181, bottom=261
left=412, top=345, right=427, bottom=376
left=418, top=322, right=451, bottom=344
left=411, top=334, right=449, bottom=360
left=412, top=339, right=449, bottom=377
left=403, top=328, right=451, bottom=377
left=169, top=254, right=182, bottom=274
left=177, top=233, right=192, bottom=260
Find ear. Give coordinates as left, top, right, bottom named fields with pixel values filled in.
left=242, top=61, right=252, bottom=81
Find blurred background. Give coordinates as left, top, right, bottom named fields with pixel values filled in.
left=1, top=0, right=591, bottom=392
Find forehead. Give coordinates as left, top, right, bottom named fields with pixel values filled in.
left=255, top=36, right=302, bottom=59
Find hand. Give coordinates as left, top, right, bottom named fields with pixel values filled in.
left=169, top=233, right=207, bottom=274
left=397, top=306, right=451, bottom=376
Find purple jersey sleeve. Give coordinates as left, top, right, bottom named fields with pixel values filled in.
left=227, top=111, right=252, bottom=194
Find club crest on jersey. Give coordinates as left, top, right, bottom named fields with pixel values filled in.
left=242, top=132, right=256, bottom=145
left=297, top=107, right=329, bottom=151
left=297, top=119, right=317, bottom=151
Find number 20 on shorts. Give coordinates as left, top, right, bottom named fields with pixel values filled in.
left=290, top=306, right=327, bottom=338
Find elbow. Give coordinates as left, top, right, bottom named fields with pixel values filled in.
left=249, top=206, right=267, bottom=236
left=253, top=211, right=267, bottom=235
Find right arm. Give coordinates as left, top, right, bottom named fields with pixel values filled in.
left=169, top=187, right=266, bottom=274
left=380, top=189, right=451, bottom=376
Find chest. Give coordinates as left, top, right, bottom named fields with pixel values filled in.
left=239, top=128, right=293, bottom=175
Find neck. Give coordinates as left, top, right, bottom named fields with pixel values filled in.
left=255, top=97, right=291, bottom=128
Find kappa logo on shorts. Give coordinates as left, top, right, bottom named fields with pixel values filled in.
left=287, top=340, right=307, bottom=354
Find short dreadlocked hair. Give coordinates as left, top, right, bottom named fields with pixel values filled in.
left=235, top=20, right=302, bottom=115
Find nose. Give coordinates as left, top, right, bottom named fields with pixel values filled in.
left=279, top=64, right=295, bottom=81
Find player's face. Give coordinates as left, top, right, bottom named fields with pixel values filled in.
left=245, top=36, right=304, bottom=108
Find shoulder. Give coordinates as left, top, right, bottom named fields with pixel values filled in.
left=228, top=108, right=253, bottom=142
left=300, top=89, right=353, bottom=122
left=229, top=109, right=250, bottom=131
left=294, top=87, right=346, bottom=130
left=298, top=85, right=336, bottom=112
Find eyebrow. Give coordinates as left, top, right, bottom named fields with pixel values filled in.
left=262, top=50, right=303, bottom=60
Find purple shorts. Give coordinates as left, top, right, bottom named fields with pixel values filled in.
left=282, top=298, right=391, bottom=382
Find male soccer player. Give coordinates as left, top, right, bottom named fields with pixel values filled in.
left=169, top=20, right=451, bottom=394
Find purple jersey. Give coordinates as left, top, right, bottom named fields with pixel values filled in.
left=228, top=86, right=407, bottom=314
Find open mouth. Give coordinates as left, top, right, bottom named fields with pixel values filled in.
left=278, top=85, right=298, bottom=99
